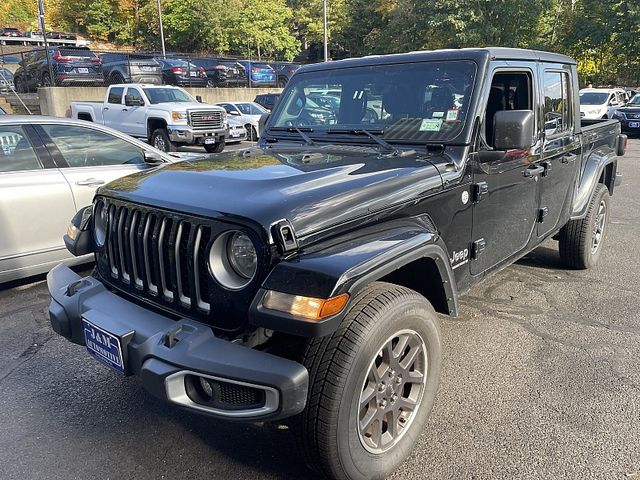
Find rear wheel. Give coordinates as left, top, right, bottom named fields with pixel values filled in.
left=150, top=128, right=176, bottom=152
left=559, top=183, right=610, bottom=269
left=278, top=78, right=287, bottom=88
left=109, top=72, right=125, bottom=85
left=204, top=138, right=225, bottom=153
left=293, top=282, right=441, bottom=480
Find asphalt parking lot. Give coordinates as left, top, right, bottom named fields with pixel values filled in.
left=0, top=139, right=638, bottom=480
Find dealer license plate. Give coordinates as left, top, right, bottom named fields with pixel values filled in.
left=78, top=67, right=89, bottom=74
left=231, top=130, right=241, bottom=138
left=82, top=318, right=126, bottom=374
left=141, top=66, right=154, bottom=71
left=204, top=137, right=216, bottom=144
left=629, top=122, right=640, bottom=128
left=189, top=71, right=197, bottom=77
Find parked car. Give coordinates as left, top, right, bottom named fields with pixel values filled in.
left=24, top=30, right=44, bottom=41
left=13, top=47, right=103, bottom=92
left=612, top=93, right=640, bottom=134
left=158, top=58, right=207, bottom=87
left=0, top=67, right=14, bottom=94
left=0, top=28, right=24, bottom=45
left=254, top=93, right=280, bottom=111
left=47, top=31, right=77, bottom=41
left=190, top=57, right=246, bottom=88
left=215, top=101, right=268, bottom=140
left=0, top=116, right=177, bottom=283
left=271, top=61, right=301, bottom=87
left=226, top=116, right=248, bottom=144
left=101, top=53, right=162, bottom=85
left=237, top=60, right=277, bottom=87
left=71, top=84, right=228, bottom=153
left=0, top=54, right=22, bottom=73
left=50, top=47, right=627, bottom=480
left=579, top=88, right=628, bottom=119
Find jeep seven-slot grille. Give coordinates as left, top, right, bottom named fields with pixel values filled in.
left=188, top=110, right=224, bottom=130
left=95, top=198, right=261, bottom=332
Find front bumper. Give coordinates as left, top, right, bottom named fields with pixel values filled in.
left=47, top=264, right=309, bottom=421
left=167, top=125, right=227, bottom=144
left=617, top=118, right=640, bottom=133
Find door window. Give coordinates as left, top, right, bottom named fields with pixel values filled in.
left=126, top=87, right=144, bottom=106
left=40, top=124, right=145, bottom=167
left=0, top=125, right=41, bottom=172
left=108, top=87, right=124, bottom=104
left=484, top=71, right=533, bottom=147
left=542, top=71, right=571, bottom=137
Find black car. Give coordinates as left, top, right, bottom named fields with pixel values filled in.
left=190, top=57, right=246, bottom=87
left=254, top=93, right=280, bottom=110
left=271, top=61, right=301, bottom=87
left=612, top=93, right=640, bottom=135
left=13, top=47, right=103, bottom=92
left=101, top=53, right=162, bottom=85
left=158, top=58, right=207, bottom=87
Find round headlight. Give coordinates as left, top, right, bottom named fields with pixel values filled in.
left=94, top=200, right=108, bottom=247
left=227, top=232, right=257, bottom=279
left=208, top=231, right=257, bottom=290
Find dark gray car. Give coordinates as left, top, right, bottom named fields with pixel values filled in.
left=100, top=53, right=163, bottom=85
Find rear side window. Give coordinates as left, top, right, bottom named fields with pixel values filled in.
left=543, top=71, right=571, bottom=136
left=40, top=124, right=145, bottom=167
left=0, top=125, right=41, bottom=172
left=108, top=87, right=124, bottom=104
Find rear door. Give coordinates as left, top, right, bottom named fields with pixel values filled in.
left=537, top=67, right=581, bottom=237
left=35, top=123, right=152, bottom=210
left=470, top=65, right=543, bottom=275
left=0, top=123, right=75, bottom=281
left=102, top=86, right=127, bottom=127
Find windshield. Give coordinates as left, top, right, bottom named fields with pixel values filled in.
left=580, top=92, right=610, bottom=105
left=269, top=60, right=477, bottom=143
left=237, top=102, right=267, bottom=115
left=628, top=94, right=640, bottom=105
left=143, top=88, right=194, bottom=104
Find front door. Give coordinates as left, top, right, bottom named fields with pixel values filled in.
left=470, top=66, right=543, bottom=275
left=123, top=87, right=147, bottom=137
left=537, top=67, right=581, bottom=237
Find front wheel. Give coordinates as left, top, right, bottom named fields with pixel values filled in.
left=42, top=73, right=52, bottom=87
left=204, top=138, right=225, bottom=153
left=294, top=282, right=441, bottom=480
left=150, top=128, right=177, bottom=152
left=559, top=183, right=610, bottom=269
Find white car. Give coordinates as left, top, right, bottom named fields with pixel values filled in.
left=579, top=88, right=628, bottom=119
left=226, top=117, right=248, bottom=144
left=0, top=116, right=177, bottom=283
left=215, top=101, right=268, bottom=141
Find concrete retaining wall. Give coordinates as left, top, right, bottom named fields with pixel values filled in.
left=38, top=86, right=283, bottom=118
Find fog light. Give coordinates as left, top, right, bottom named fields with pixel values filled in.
left=262, top=291, right=349, bottom=320
left=199, top=377, right=213, bottom=398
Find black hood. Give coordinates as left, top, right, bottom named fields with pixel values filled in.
left=101, top=147, right=445, bottom=240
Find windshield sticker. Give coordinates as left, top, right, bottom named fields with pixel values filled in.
left=432, top=111, right=444, bottom=118
left=419, top=119, right=443, bottom=131
left=446, top=109, right=460, bottom=122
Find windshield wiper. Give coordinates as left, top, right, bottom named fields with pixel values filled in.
left=327, top=128, right=405, bottom=155
left=269, top=126, right=315, bottom=145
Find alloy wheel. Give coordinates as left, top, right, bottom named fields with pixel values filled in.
left=591, top=199, right=607, bottom=254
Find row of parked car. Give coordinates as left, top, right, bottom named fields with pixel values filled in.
left=6, top=47, right=300, bottom=93
left=1, top=27, right=83, bottom=45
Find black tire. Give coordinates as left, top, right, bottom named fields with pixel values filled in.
left=204, top=138, right=225, bottom=153
left=278, top=78, right=288, bottom=88
left=150, top=128, right=176, bottom=152
left=246, top=125, right=258, bottom=142
left=109, top=72, right=125, bottom=85
left=42, top=73, right=52, bottom=87
left=13, top=77, right=24, bottom=93
left=559, top=183, right=610, bottom=269
left=293, top=282, right=442, bottom=480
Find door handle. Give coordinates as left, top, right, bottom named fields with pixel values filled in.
left=523, top=165, right=545, bottom=178
left=561, top=153, right=577, bottom=164
left=122, top=108, right=128, bottom=112
left=76, top=178, right=106, bottom=187
left=103, top=107, right=109, bottom=110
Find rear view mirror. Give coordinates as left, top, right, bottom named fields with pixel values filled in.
left=259, top=113, right=270, bottom=134
left=493, top=110, right=535, bottom=150
left=196, top=95, right=203, bottom=103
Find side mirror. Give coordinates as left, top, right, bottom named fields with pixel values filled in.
left=493, top=110, right=535, bottom=150
left=125, top=95, right=144, bottom=107
left=259, top=113, right=270, bottom=134
left=144, top=150, right=164, bottom=164
left=229, top=110, right=241, bottom=116
left=196, top=95, right=203, bottom=103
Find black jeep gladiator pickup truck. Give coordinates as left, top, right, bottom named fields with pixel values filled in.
left=50, top=48, right=626, bottom=480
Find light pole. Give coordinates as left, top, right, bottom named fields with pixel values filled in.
left=37, top=0, right=55, bottom=86
left=323, top=0, right=328, bottom=62
left=156, top=0, right=166, bottom=57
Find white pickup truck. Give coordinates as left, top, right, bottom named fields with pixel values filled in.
left=71, top=84, right=228, bottom=153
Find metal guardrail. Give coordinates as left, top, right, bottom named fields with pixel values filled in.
left=0, top=36, right=89, bottom=47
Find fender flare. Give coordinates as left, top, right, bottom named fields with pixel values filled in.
left=571, top=147, right=617, bottom=219
left=249, top=218, right=458, bottom=337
